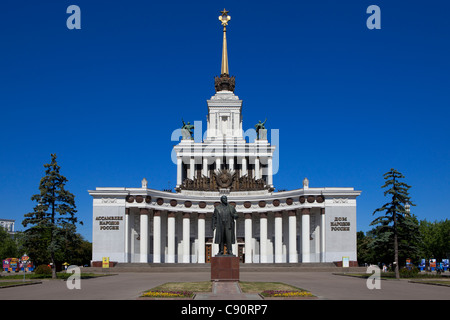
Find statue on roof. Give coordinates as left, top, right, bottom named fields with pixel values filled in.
left=255, top=118, right=267, bottom=139
left=181, top=119, right=194, bottom=140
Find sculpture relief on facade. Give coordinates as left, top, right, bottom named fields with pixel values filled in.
left=180, top=168, right=268, bottom=191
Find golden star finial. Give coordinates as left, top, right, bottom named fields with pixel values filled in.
left=219, top=8, right=231, bottom=27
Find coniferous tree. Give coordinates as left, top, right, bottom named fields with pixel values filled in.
left=371, top=168, right=417, bottom=279
left=22, top=154, right=82, bottom=278
left=419, top=219, right=450, bottom=260
left=357, top=231, right=376, bottom=265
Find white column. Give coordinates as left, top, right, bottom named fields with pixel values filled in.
left=274, top=212, right=283, bottom=263
left=209, top=112, right=215, bottom=137
left=232, top=216, right=238, bottom=256
left=202, top=158, right=208, bottom=177
left=255, top=157, right=260, bottom=179
left=241, top=157, right=248, bottom=177
left=244, top=213, right=253, bottom=263
left=267, top=157, right=273, bottom=187
left=198, top=213, right=206, bottom=263
left=228, top=157, right=234, bottom=171
left=140, top=209, right=149, bottom=263
left=182, top=213, right=190, bottom=263
left=212, top=229, right=219, bottom=257
left=321, top=208, right=326, bottom=262
left=233, top=110, right=239, bottom=137
left=124, top=209, right=130, bottom=262
left=130, top=212, right=136, bottom=262
left=177, top=157, right=182, bottom=187
left=260, top=212, right=268, bottom=263
left=301, top=208, right=310, bottom=263
left=167, top=212, right=176, bottom=263
left=215, top=157, right=221, bottom=170
left=288, top=210, right=298, bottom=263
left=189, top=157, right=195, bottom=180
left=153, top=211, right=161, bottom=263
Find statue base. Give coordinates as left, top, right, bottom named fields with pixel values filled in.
left=257, top=129, right=267, bottom=140
left=211, top=256, right=240, bottom=281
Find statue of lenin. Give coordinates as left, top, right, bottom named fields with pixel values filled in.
left=212, top=195, right=239, bottom=255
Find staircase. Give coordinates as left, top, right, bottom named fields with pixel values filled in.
left=84, top=262, right=366, bottom=273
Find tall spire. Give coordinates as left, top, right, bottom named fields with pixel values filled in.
left=219, top=8, right=230, bottom=75
left=215, top=8, right=235, bottom=92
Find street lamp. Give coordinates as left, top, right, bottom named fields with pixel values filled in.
left=405, top=202, right=411, bottom=215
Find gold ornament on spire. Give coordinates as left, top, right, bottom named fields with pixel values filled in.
left=214, top=8, right=235, bottom=92
left=219, top=8, right=231, bottom=29
left=219, top=8, right=230, bottom=75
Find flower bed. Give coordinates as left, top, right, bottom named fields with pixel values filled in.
left=261, top=290, right=315, bottom=298
left=141, top=290, right=194, bottom=298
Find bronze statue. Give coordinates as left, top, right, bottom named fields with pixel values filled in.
left=255, top=118, right=267, bottom=139
left=181, top=119, right=195, bottom=139
left=212, top=195, right=238, bottom=255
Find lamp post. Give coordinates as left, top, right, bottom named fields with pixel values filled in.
left=405, top=202, right=410, bottom=216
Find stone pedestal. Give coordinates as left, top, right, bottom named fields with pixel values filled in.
left=181, top=128, right=192, bottom=140
left=258, top=128, right=267, bottom=140
left=211, top=256, right=239, bottom=281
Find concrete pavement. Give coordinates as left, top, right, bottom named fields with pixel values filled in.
left=0, top=271, right=448, bottom=300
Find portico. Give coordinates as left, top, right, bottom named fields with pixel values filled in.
left=89, top=179, right=360, bottom=264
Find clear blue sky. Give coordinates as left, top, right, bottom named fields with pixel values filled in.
left=0, top=1, right=449, bottom=242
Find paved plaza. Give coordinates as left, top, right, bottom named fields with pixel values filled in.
left=0, top=271, right=448, bottom=300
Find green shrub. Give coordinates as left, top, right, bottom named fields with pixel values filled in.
left=400, top=267, right=420, bottom=278
left=34, top=264, right=52, bottom=275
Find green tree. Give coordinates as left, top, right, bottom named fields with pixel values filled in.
left=419, top=219, right=450, bottom=261
left=68, top=235, right=92, bottom=266
left=371, top=168, right=418, bottom=279
left=0, top=227, right=17, bottom=260
left=0, top=229, right=26, bottom=263
left=22, top=154, right=82, bottom=278
left=357, top=231, right=376, bottom=265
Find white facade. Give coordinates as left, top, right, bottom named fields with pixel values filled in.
left=0, top=219, right=15, bottom=234
left=89, top=184, right=360, bottom=264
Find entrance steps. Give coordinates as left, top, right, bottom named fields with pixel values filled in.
left=85, top=262, right=366, bottom=273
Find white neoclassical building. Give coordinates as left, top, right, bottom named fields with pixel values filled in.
left=89, top=10, right=361, bottom=265
left=0, top=219, right=15, bottom=235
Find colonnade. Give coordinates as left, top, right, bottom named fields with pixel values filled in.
left=125, top=208, right=326, bottom=264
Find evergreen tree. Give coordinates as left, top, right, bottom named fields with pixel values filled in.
left=419, top=219, right=450, bottom=260
left=357, top=231, right=376, bottom=265
left=371, top=168, right=418, bottom=279
left=22, top=154, right=82, bottom=278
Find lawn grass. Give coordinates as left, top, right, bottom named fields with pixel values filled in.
left=238, top=281, right=305, bottom=293
left=143, top=281, right=314, bottom=298
left=141, top=281, right=211, bottom=298
left=147, top=281, right=305, bottom=294
left=0, top=281, right=42, bottom=288
left=339, top=272, right=447, bottom=280
left=239, top=281, right=314, bottom=297
left=1, top=272, right=111, bottom=280
left=149, top=281, right=213, bottom=293
left=408, top=279, right=450, bottom=287
left=337, top=272, right=450, bottom=288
